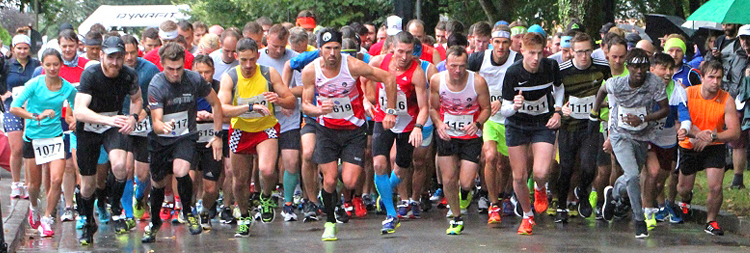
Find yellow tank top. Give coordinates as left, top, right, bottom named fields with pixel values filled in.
left=230, top=65, right=277, bottom=132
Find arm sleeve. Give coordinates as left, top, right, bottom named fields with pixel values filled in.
left=11, top=78, right=34, bottom=108
left=290, top=50, right=320, bottom=71
left=500, top=99, right=517, bottom=117
left=552, top=61, right=564, bottom=108
left=688, top=69, right=702, bottom=86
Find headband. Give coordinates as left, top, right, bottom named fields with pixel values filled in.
left=627, top=56, right=650, bottom=65
left=159, top=29, right=179, bottom=40
left=296, top=17, right=316, bottom=29
left=491, top=31, right=511, bottom=39
left=510, top=26, right=527, bottom=37
left=318, top=30, right=343, bottom=48
left=560, top=36, right=572, bottom=48
left=12, top=34, right=31, bottom=47
left=663, top=38, right=686, bottom=54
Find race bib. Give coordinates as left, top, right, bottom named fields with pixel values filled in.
left=32, top=137, right=65, bottom=165
left=568, top=95, right=595, bottom=119
left=197, top=123, right=217, bottom=143
left=518, top=95, right=549, bottom=116
left=617, top=106, right=647, bottom=131
left=83, top=111, right=117, bottom=134
left=320, top=97, right=354, bottom=119
left=378, top=86, right=409, bottom=115
left=444, top=113, right=473, bottom=137
left=130, top=117, right=151, bottom=137
left=238, top=95, right=270, bottom=119
left=158, top=111, right=189, bottom=137
left=489, top=89, right=505, bottom=123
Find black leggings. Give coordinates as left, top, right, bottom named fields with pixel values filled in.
left=556, top=127, right=598, bottom=209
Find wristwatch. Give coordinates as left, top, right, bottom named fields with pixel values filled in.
left=711, top=132, right=718, bottom=142
left=414, top=123, right=424, bottom=129
left=638, top=114, right=645, bottom=123
left=131, top=113, right=139, bottom=122
left=385, top=108, right=397, bottom=115
left=475, top=121, right=483, bottom=129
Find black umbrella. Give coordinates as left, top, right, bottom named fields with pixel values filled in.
left=645, top=14, right=695, bottom=43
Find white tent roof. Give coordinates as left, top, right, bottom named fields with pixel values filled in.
left=77, top=5, right=191, bottom=35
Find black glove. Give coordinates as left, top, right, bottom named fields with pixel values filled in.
left=587, top=113, right=600, bottom=137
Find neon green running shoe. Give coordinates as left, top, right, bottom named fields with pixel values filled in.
left=322, top=222, right=338, bottom=241
left=446, top=218, right=464, bottom=235
left=459, top=191, right=473, bottom=210
left=588, top=191, right=598, bottom=219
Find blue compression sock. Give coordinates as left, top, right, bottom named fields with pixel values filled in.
left=135, top=176, right=148, bottom=201
left=375, top=174, right=397, bottom=217
left=121, top=179, right=134, bottom=218
left=389, top=170, right=402, bottom=187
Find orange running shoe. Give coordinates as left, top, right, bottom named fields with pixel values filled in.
left=534, top=188, right=548, bottom=214
left=488, top=204, right=502, bottom=224
left=352, top=197, right=368, bottom=217
left=517, top=216, right=536, bottom=235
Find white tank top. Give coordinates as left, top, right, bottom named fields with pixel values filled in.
left=479, top=49, right=516, bottom=124
left=439, top=71, right=481, bottom=139
left=313, top=56, right=366, bottom=129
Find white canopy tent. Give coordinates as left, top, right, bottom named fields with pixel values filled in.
left=77, top=5, right=191, bottom=36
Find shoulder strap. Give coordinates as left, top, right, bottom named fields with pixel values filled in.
left=228, top=66, right=239, bottom=100
left=258, top=65, right=274, bottom=93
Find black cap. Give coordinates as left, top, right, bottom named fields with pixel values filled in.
left=600, top=22, right=615, bottom=34
left=101, top=36, right=125, bottom=55
left=566, top=19, right=584, bottom=33
left=59, top=23, right=74, bottom=34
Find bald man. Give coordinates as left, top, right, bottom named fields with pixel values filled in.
left=636, top=40, right=655, bottom=56
left=407, top=19, right=442, bottom=65
left=209, top=25, right=224, bottom=36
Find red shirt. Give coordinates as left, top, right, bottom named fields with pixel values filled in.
left=369, top=41, right=385, bottom=56
left=143, top=47, right=194, bottom=71
left=419, top=43, right=436, bottom=63
left=434, top=44, right=446, bottom=61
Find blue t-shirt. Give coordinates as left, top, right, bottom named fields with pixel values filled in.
left=2, top=57, right=41, bottom=111
left=123, top=58, right=160, bottom=114
left=11, top=75, right=77, bottom=141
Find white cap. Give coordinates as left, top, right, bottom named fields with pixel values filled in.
left=739, top=25, right=750, bottom=36
left=386, top=15, right=402, bottom=36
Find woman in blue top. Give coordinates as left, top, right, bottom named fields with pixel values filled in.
left=10, top=49, right=77, bottom=238
left=2, top=34, right=42, bottom=199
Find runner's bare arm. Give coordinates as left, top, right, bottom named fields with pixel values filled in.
left=267, top=67, right=296, bottom=109
left=350, top=56, right=396, bottom=110
left=150, top=108, right=170, bottom=135
left=473, top=74, right=491, bottom=125
left=718, top=97, right=741, bottom=143
left=432, top=49, right=441, bottom=65
left=217, top=73, right=250, bottom=118
left=282, top=61, right=303, bottom=97
left=592, top=84, right=609, bottom=115
left=643, top=99, right=669, bottom=122
left=428, top=74, right=442, bottom=125
left=364, top=55, right=385, bottom=104
left=300, top=64, right=327, bottom=117
left=412, top=66, right=429, bottom=126
left=425, top=63, right=439, bottom=80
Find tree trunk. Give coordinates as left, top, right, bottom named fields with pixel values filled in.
left=602, top=0, right=615, bottom=24
left=494, top=0, right=513, bottom=23
left=477, top=0, right=498, bottom=23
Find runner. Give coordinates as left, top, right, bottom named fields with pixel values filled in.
left=192, top=55, right=223, bottom=230
left=466, top=24, right=522, bottom=224
left=430, top=45, right=490, bottom=235
left=675, top=60, right=739, bottom=236
left=10, top=48, right=77, bottom=237
left=367, top=31, right=428, bottom=233
left=211, top=29, right=241, bottom=82
left=217, top=38, right=295, bottom=236
left=257, top=24, right=302, bottom=221
left=300, top=28, right=397, bottom=241
left=3, top=34, right=41, bottom=200
left=143, top=20, right=195, bottom=71
left=73, top=36, right=142, bottom=245
left=121, top=34, right=160, bottom=227
left=141, top=42, right=224, bottom=242
left=555, top=32, right=611, bottom=222
left=500, top=32, right=563, bottom=235
left=141, top=28, right=162, bottom=55
left=593, top=48, right=670, bottom=238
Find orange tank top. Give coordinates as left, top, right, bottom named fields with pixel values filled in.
left=679, top=85, right=728, bottom=150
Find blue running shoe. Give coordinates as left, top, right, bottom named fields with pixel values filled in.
left=397, top=201, right=410, bottom=219
left=655, top=206, right=669, bottom=222
left=409, top=201, right=421, bottom=219
left=502, top=199, right=514, bottom=216
left=381, top=215, right=400, bottom=234
left=664, top=200, right=683, bottom=224
left=430, top=188, right=443, bottom=202
left=95, top=200, right=110, bottom=224
left=76, top=215, right=86, bottom=230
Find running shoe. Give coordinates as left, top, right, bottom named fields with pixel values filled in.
left=21, top=184, right=29, bottom=199
left=207, top=202, right=218, bottom=219
left=173, top=210, right=186, bottom=224
left=352, top=197, right=367, bottom=217
left=96, top=200, right=110, bottom=224
left=645, top=210, right=657, bottom=231
left=235, top=217, right=251, bottom=237
left=488, top=204, right=502, bottom=224
left=420, top=194, right=433, bottom=212
left=635, top=220, right=649, bottom=238
left=76, top=215, right=86, bottom=230
left=133, top=200, right=146, bottom=220
left=446, top=216, right=464, bottom=235
left=664, top=200, right=683, bottom=224
left=575, top=187, right=592, bottom=218
left=510, top=194, right=523, bottom=217
left=554, top=209, right=568, bottom=223
left=343, top=201, right=354, bottom=217
left=260, top=195, right=276, bottom=223
left=381, top=215, right=400, bottom=234
left=125, top=218, right=136, bottom=231
left=220, top=207, right=236, bottom=224
left=445, top=208, right=454, bottom=218
left=282, top=203, right=298, bottom=221
left=303, top=202, right=320, bottom=222
left=502, top=198, right=514, bottom=216
left=437, top=198, right=448, bottom=209
left=334, top=205, right=349, bottom=223
left=678, top=202, right=691, bottom=216
left=459, top=191, right=473, bottom=211
left=38, top=216, right=55, bottom=237
left=10, top=182, right=22, bottom=199
left=362, top=194, right=375, bottom=211
left=376, top=196, right=385, bottom=214
left=589, top=190, right=598, bottom=216
left=704, top=221, right=724, bottom=236
left=200, top=212, right=212, bottom=230
left=547, top=198, right=558, bottom=216
left=614, top=198, right=631, bottom=219
left=186, top=213, right=202, bottom=235
left=61, top=207, right=77, bottom=222
left=477, top=196, right=490, bottom=214
left=517, top=216, right=536, bottom=235
left=141, top=222, right=160, bottom=243
left=533, top=188, right=548, bottom=214
left=113, top=215, right=129, bottom=234
left=568, top=202, right=579, bottom=217
left=29, top=208, right=41, bottom=229
left=595, top=204, right=604, bottom=220
left=397, top=200, right=410, bottom=219
left=602, top=186, right=615, bottom=221
left=430, top=188, right=443, bottom=202
left=409, top=201, right=421, bottom=219
left=160, top=202, right=174, bottom=222
left=655, top=206, right=669, bottom=222
left=79, top=222, right=98, bottom=245
left=322, top=222, right=338, bottom=241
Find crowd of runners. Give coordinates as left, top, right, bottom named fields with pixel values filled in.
left=2, top=10, right=749, bottom=245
